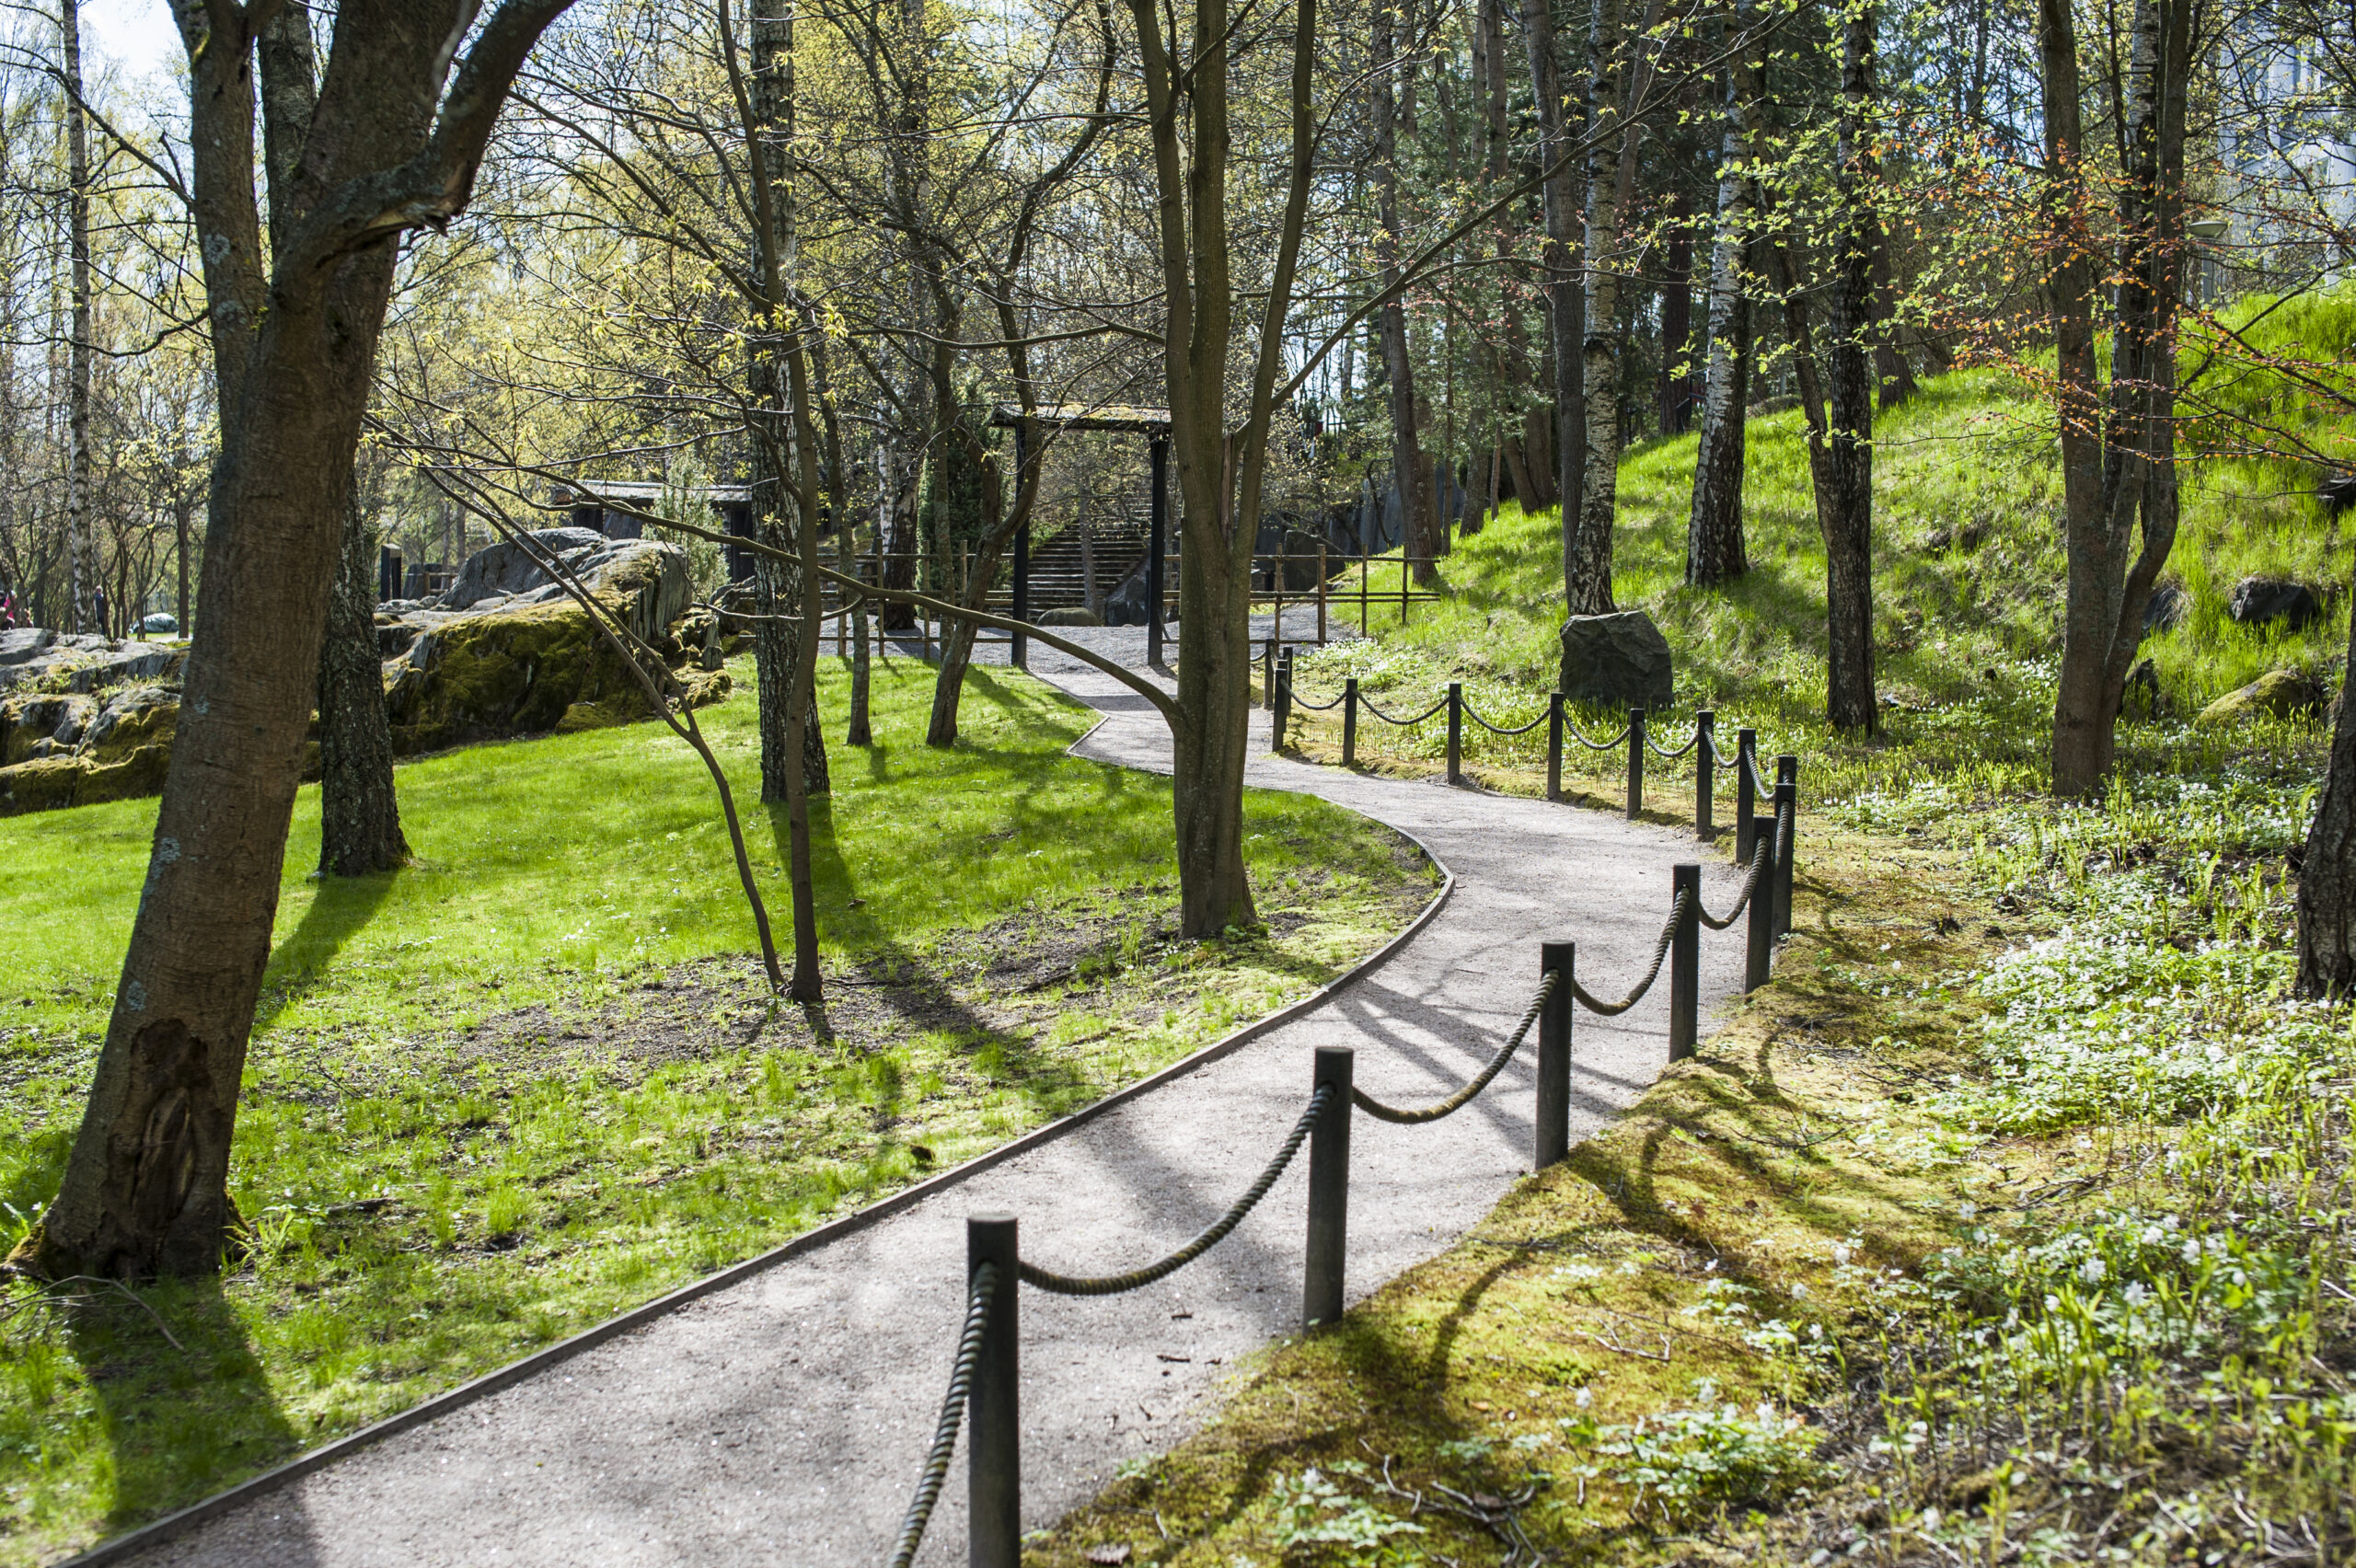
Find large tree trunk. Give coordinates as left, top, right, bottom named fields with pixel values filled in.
left=1519, top=0, right=1584, bottom=597
left=1570, top=0, right=1663, bottom=614
left=1686, top=17, right=1756, bottom=588
left=23, top=0, right=567, bottom=1282
left=317, top=487, right=409, bottom=876
left=2301, top=604, right=2356, bottom=995
left=64, top=0, right=93, bottom=637
left=1822, top=4, right=1879, bottom=735
left=925, top=453, right=1006, bottom=747
left=1657, top=188, right=1694, bottom=435
left=2044, top=0, right=2191, bottom=795
left=1373, top=10, right=1436, bottom=582
left=1475, top=0, right=1545, bottom=511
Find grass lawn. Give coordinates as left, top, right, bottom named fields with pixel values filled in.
left=0, top=654, right=1437, bottom=1565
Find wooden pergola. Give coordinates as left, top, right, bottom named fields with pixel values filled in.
left=988, top=403, right=1172, bottom=666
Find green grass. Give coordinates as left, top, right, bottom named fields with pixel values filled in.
left=1299, top=286, right=2355, bottom=807
left=0, top=654, right=1437, bottom=1565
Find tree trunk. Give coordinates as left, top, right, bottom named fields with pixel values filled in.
left=1687, top=13, right=1757, bottom=588
left=64, top=0, right=93, bottom=638
left=1373, top=9, right=1435, bottom=582
left=1475, top=0, right=1547, bottom=512
left=925, top=454, right=1007, bottom=747
left=1520, top=0, right=1585, bottom=599
left=317, top=486, right=409, bottom=876
left=2045, top=0, right=2191, bottom=795
left=1822, top=4, right=1879, bottom=735
left=1571, top=0, right=1664, bottom=614
left=845, top=456, right=873, bottom=747
left=2302, top=605, right=2356, bottom=994
left=174, top=493, right=191, bottom=632
left=1657, top=188, right=1694, bottom=435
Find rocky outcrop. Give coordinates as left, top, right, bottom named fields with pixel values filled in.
left=0, top=682, right=179, bottom=813
left=2197, top=668, right=2326, bottom=726
left=1, top=532, right=724, bottom=815
left=1559, top=610, right=1675, bottom=713
left=2227, top=577, right=2323, bottom=631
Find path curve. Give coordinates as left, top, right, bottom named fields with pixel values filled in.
left=109, top=625, right=1751, bottom=1568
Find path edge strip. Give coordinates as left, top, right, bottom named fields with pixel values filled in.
left=59, top=797, right=1455, bottom=1568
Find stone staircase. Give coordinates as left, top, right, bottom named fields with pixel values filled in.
left=983, top=502, right=1161, bottom=615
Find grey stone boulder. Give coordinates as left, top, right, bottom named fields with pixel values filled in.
left=0, top=628, right=55, bottom=666
left=439, top=527, right=610, bottom=609
left=2228, top=577, right=2323, bottom=631
left=2142, top=582, right=2189, bottom=635
left=1035, top=607, right=1103, bottom=628
left=1559, top=610, right=1675, bottom=713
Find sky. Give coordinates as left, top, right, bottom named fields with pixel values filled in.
left=81, top=0, right=177, bottom=87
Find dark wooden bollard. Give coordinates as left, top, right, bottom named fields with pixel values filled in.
left=1626, top=708, right=1646, bottom=820
left=1446, top=683, right=1463, bottom=785
left=1669, top=864, right=1700, bottom=1060
left=1746, top=822, right=1775, bottom=992
left=1304, top=1047, right=1354, bottom=1329
left=1535, top=940, right=1574, bottom=1167
left=1773, top=760, right=1799, bottom=938
left=1263, top=639, right=1277, bottom=711
left=1343, top=677, right=1359, bottom=767
left=1734, top=727, right=1760, bottom=860
left=968, top=1213, right=1020, bottom=1568
left=1694, top=710, right=1715, bottom=840
left=1545, top=692, right=1565, bottom=803
left=1274, top=650, right=1294, bottom=751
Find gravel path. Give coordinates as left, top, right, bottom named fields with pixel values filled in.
left=118, top=623, right=1753, bottom=1568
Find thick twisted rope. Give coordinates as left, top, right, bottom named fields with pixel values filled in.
left=1352, top=973, right=1558, bottom=1124
left=1018, top=1085, right=1334, bottom=1296
left=1359, top=694, right=1449, bottom=726
left=1646, top=730, right=1702, bottom=759
left=1698, top=837, right=1771, bottom=930
left=1569, top=886, right=1691, bottom=1016
left=1291, top=689, right=1345, bottom=711
left=884, top=1261, right=998, bottom=1568
left=1461, top=698, right=1550, bottom=737
left=1565, top=717, right=1633, bottom=751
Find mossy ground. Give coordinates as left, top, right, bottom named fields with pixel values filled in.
left=0, top=655, right=1436, bottom=1566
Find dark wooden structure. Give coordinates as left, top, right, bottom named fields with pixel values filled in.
left=988, top=404, right=1172, bottom=667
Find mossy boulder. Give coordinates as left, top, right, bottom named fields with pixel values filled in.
left=0, top=682, right=180, bottom=815
left=2196, top=668, right=2326, bottom=726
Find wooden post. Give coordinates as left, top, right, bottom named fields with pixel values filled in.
left=968, top=1213, right=1020, bottom=1568
left=1535, top=941, right=1573, bottom=1167
left=1546, top=692, right=1565, bottom=802
left=1734, top=728, right=1758, bottom=859
left=1694, top=710, right=1715, bottom=838
left=1446, top=682, right=1463, bottom=785
left=1304, top=1047, right=1354, bottom=1330
left=1399, top=552, right=1409, bottom=626
left=1317, top=544, right=1328, bottom=643
left=1626, top=708, right=1646, bottom=820
left=1343, top=676, right=1359, bottom=767
left=1147, top=433, right=1169, bottom=666
left=1669, top=864, right=1700, bottom=1060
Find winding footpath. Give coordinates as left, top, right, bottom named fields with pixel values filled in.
left=110, top=622, right=1753, bottom=1568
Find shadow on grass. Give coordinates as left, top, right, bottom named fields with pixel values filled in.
left=70, top=1276, right=313, bottom=1554
left=253, top=870, right=404, bottom=1032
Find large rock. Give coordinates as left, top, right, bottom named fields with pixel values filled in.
left=2142, top=582, right=2189, bottom=635
left=2227, top=577, right=2323, bottom=631
left=1034, top=606, right=1103, bottom=628
left=382, top=534, right=721, bottom=755
left=0, top=681, right=179, bottom=814
left=1559, top=610, right=1675, bottom=713
left=2196, top=668, right=2325, bottom=726
left=0, top=628, right=156, bottom=693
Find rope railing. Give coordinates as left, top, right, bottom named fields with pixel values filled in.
left=1567, top=886, right=1690, bottom=1017
left=885, top=1261, right=999, bottom=1568
left=1359, top=692, right=1448, bottom=726
left=1018, top=1085, right=1332, bottom=1296
left=1565, top=717, right=1633, bottom=751
left=1699, top=836, right=1771, bottom=931
left=1352, top=973, right=1557, bottom=1124
left=881, top=725, right=1805, bottom=1568
left=1459, top=695, right=1550, bottom=738
left=1647, top=731, right=1702, bottom=760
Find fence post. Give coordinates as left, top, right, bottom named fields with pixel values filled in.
left=1745, top=822, right=1774, bottom=991
left=1446, top=682, right=1463, bottom=785
left=1546, top=693, right=1565, bottom=803
left=1264, top=639, right=1277, bottom=711
left=1343, top=677, right=1359, bottom=767
left=968, top=1213, right=1020, bottom=1568
left=1773, top=758, right=1799, bottom=938
left=1626, top=708, right=1646, bottom=820
left=1275, top=650, right=1293, bottom=752
left=1535, top=941, right=1574, bottom=1168
left=1304, top=1047, right=1354, bottom=1330
left=1734, top=727, right=1759, bottom=860
left=1317, top=544, right=1328, bottom=644
left=1669, top=865, right=1700, bottom=1061
left=1694, top=710, right=1715, bottom=840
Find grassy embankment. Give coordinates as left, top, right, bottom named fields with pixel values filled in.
left=1033, top=295, right=2356, bottom=1563
left=0, top=655, right=1437, bottom=1565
